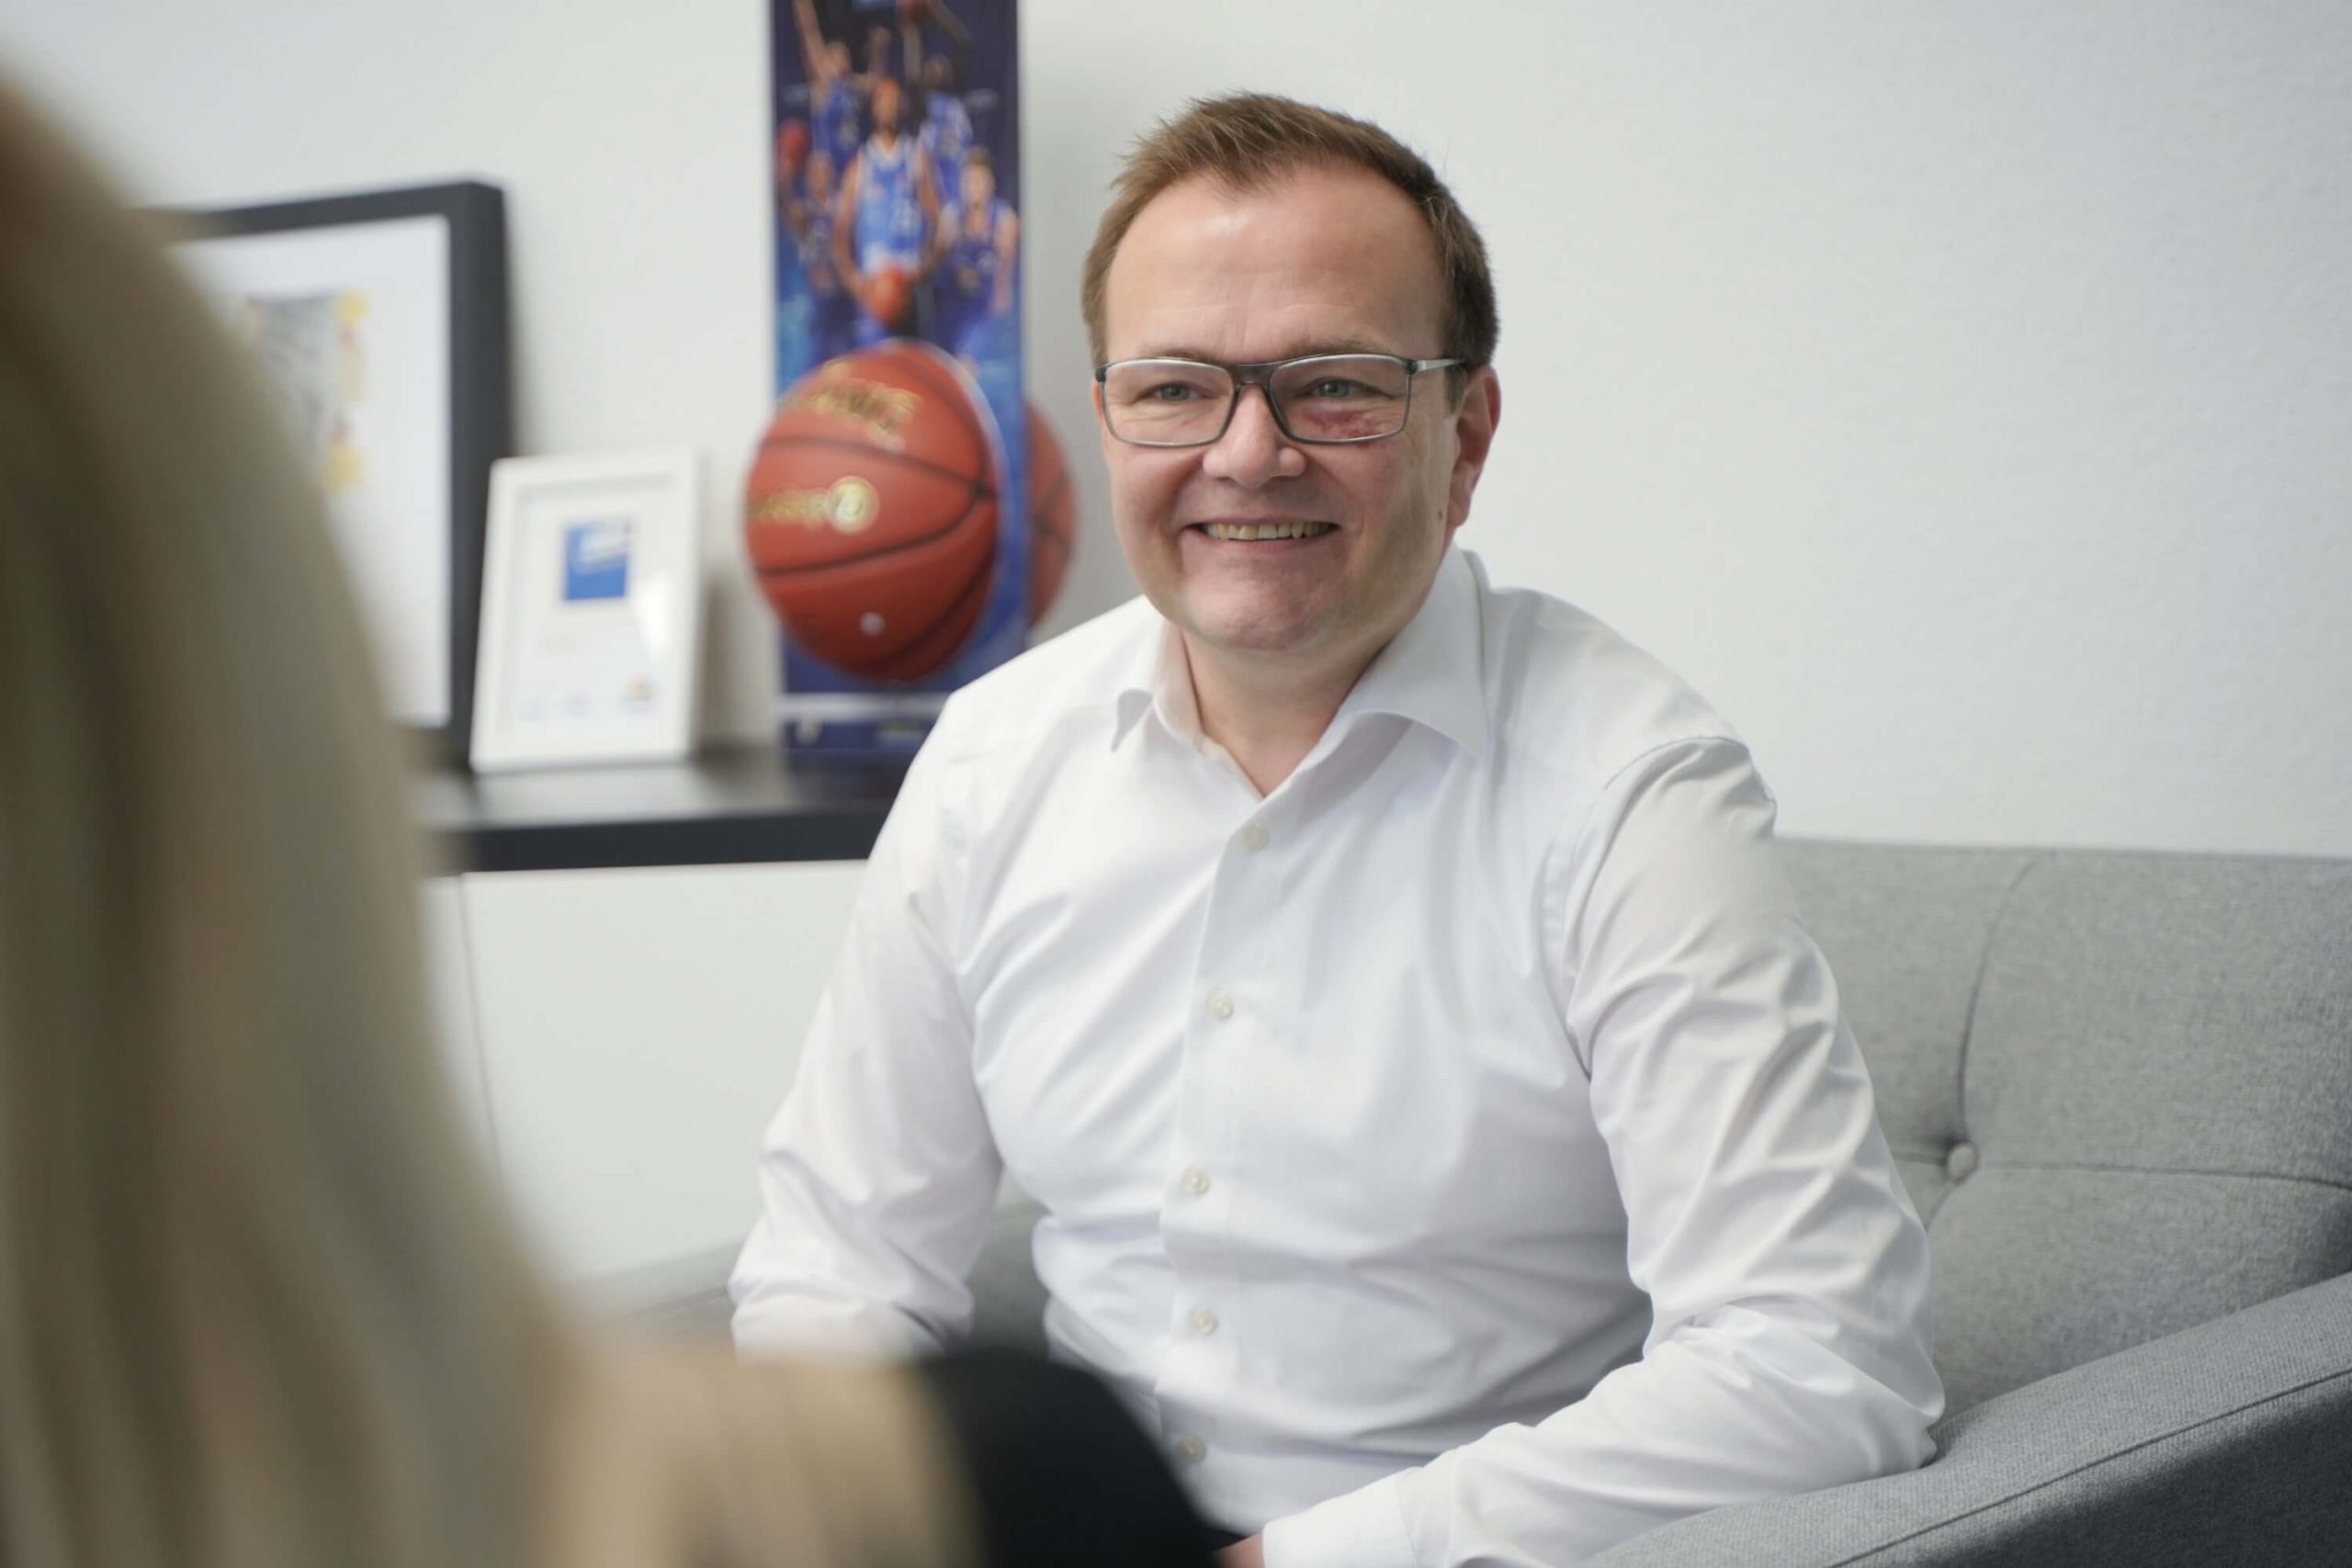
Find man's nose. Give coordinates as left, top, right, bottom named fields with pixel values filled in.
left=1201, top=383, right=1306, bottom=487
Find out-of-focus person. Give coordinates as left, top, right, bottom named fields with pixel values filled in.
left=0, top=73, right=1207, bottom=1568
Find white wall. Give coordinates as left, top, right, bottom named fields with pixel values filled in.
left=458, top=862, right=865, bottom=1283
left=5, top=1, right=2346, bottom=854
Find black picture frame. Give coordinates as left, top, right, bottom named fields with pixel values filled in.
left=163, top=180, right=512, bottom=767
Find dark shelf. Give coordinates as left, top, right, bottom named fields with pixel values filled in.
left=419, top=745, right=905, bottom=874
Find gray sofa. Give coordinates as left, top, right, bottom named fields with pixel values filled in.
left=967, top=841, right=2352, bottom=1563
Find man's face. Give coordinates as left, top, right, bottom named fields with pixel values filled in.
left=961, top=161, right=993, bottom=212
left=873, top=78, right=902, bottom=134
left=1097, top=165, right=1498, bottom=679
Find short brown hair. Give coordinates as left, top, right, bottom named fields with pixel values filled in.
left=1080, top=93, right=1498, bottom=379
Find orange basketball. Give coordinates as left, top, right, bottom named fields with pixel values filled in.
left=1026, top=401, right=1075, bottom=625
left=862, top=265, right=913, bottom=332
left=746, top=342, right=1000, bottom=682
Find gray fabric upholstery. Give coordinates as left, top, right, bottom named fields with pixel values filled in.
left=951, top=840, right=2352, bottom=1561
left=1779, top=843, right=2034, bottom=1228
left=1929, top=1168, right=2352, bottom=1416
left=1585, top=1269, right=2352, bottom=1567
left=1781, top=842, right=2352, bottom=1414
left=1938, top=852, right=2352, bottom=1409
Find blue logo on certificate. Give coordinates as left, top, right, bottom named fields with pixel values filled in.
left=562, top=519, right=632, bottom=602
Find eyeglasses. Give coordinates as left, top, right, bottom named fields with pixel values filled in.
left=1094, top=352, right=1464, bottom=447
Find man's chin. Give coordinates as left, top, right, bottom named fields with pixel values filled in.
left=1178, top=603, right=1332, bottom=664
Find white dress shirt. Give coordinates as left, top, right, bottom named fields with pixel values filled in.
left=732, top=547, right=1943, bottom=1567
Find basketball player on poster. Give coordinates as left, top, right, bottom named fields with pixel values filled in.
left=900, top=0, right=977, bottom=209
left=789, top=0, right=883, bottom=175
left=834, top=73, right=937, bottom=345
left=778, top=146, right=858, bottom=364
left=931, top=146, right=1017, bottom=364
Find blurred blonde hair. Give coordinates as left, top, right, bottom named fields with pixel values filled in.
left=0, top=75, right=972, bottom=1568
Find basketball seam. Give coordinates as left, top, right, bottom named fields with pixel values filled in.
left=752, top=487, right=993, bottom=580
left=869, top=549, right=995, bottom=674
left=757, top=433, right=996, bottom=495
left=886, top=345, right=993, bottom=452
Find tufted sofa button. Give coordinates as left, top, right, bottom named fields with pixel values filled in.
left=1946, top=1141, right=1979, bottom=1182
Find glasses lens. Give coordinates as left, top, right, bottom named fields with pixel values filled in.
left=1270, top=355, right=1413, bottom=442
left=1102, top=359, right=1234, bottom=445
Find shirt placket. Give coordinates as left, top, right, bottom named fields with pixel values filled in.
left=1154, top=772, right=1285, bottom=1483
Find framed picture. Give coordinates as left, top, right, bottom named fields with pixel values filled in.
left=469, top=450, right=703, bottom=773
left=165, top=181, right=510, bottom=762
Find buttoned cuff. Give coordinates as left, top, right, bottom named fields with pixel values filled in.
left=1261, top=1473, right=1418, bottom=1568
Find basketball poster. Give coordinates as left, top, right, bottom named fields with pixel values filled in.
left=760, top=0, right=1030, bottom=755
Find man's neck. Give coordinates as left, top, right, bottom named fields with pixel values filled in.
left=1183, top=637, right=1380, bottom=797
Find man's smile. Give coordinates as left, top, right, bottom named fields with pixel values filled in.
left=1186, top=519, right=1340, bottom=542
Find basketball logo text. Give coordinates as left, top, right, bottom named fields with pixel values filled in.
left=785, top=371, right=921, bottom=451
left=752, top=476, right=881, bottom=536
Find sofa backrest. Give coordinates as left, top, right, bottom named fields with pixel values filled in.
left=1781, top=841, right=2352, bottom=1414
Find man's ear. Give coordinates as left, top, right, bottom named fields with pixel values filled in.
left=1444, top=367, right=1501, bottom=535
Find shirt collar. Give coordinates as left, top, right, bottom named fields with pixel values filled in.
left=1110, top=617, right=1179, bottom=749
left=1329, top=547, right=1490, bottom=757
left=1109, top=547, right=1490, bottom=759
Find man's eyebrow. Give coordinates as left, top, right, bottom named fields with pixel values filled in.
left=1123, top=339, right=1404, bottom=364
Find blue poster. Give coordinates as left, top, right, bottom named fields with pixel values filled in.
left=765, top=0, right=1028, bottom=756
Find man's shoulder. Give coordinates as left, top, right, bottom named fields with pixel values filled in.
left=927, top=595, right=1159, bottom=766
left=1473, top=566, right=1746, bottom=792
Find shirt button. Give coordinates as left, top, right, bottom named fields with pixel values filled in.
left=1207, top=990, right=1235, bottom=1021
left=1182, top=1166, right=1212, bottom=1196
left=1190, top=1306, right=1219, bottom=1337
left=1946, top=1141, right=1980, bottom=1181
left=1174, top=1435, right=1208, bottom=1464
left=1238, top=823, right=1270, bottom=852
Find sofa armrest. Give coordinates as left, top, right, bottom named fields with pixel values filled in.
left=1588, top=1269, right=2352, bottom=1568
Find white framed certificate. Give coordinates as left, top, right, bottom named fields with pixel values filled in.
left=469, top=450, right=701, bottom=772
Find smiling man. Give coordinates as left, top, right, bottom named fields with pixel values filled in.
left=733, top=94, right=1942, bottom=1567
